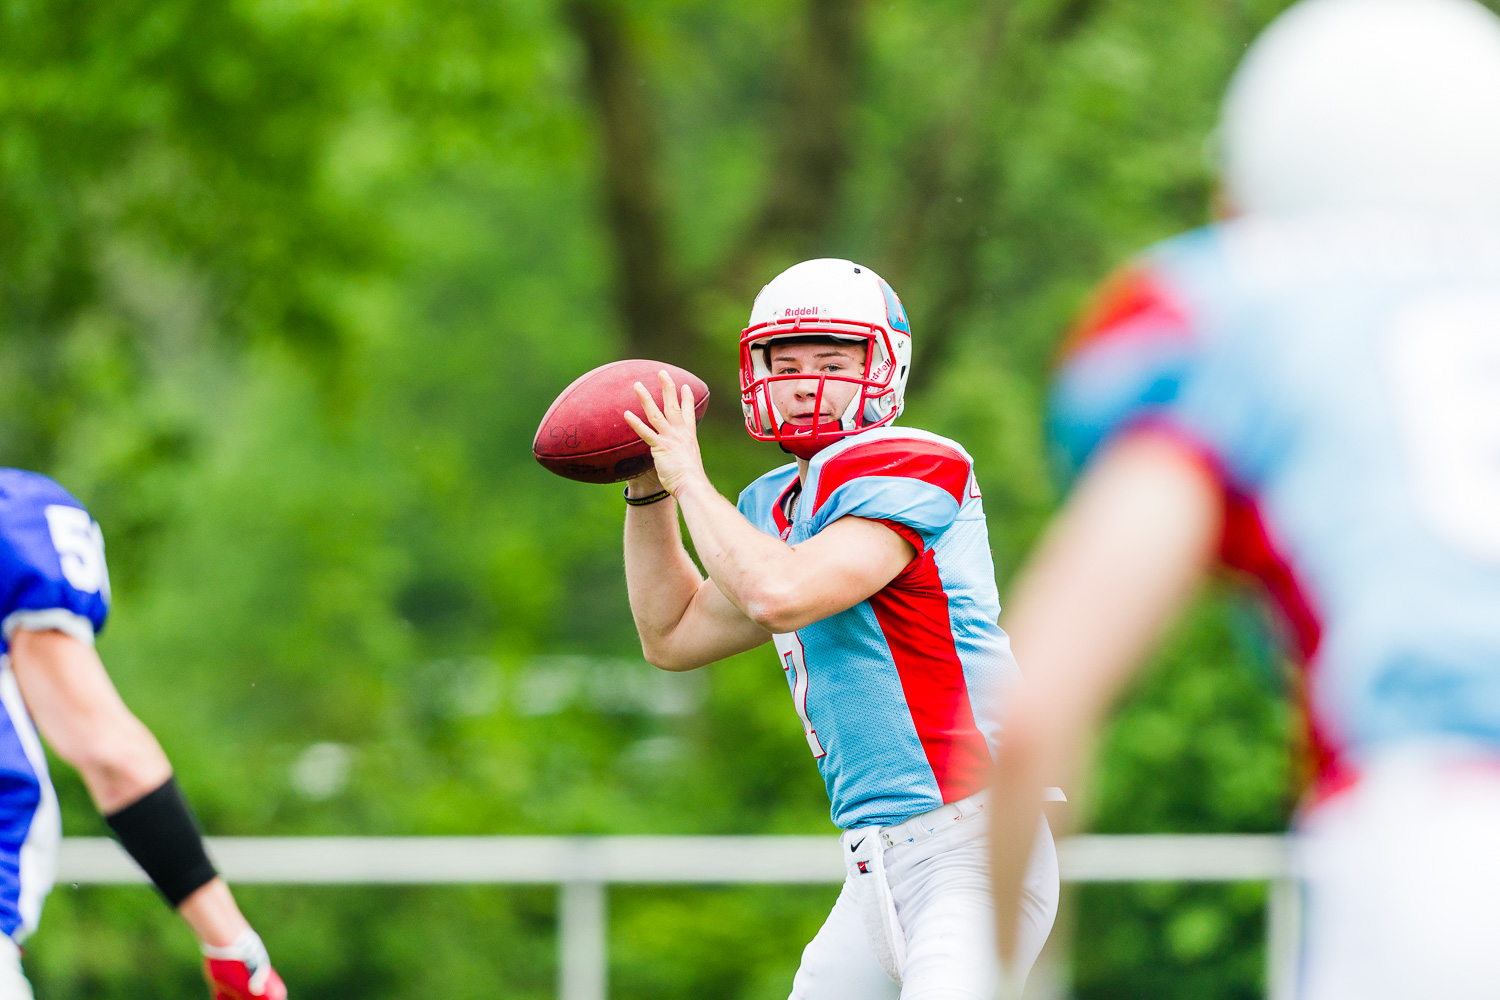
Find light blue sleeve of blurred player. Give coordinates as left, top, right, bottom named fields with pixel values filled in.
left=1048, top=225, right=1277, bottom=491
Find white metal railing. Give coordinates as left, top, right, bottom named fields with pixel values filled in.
left=55, top=835, right=1299, bottom=1000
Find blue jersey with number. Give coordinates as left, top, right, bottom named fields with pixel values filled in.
left=736, top=427, right=1021, bottom=829
left=1052, top=215, right=1500, bottom=792
left=0, top=471, right=111, bottom=940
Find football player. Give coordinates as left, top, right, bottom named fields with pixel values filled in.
left=988, top=1, right=1500, bottom=997
left=0, top=471, right=284, bottom=999
left=620, top=258, right=1058, bottom=999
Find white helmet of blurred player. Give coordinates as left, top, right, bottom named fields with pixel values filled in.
left=1221, top=0, right=1500, bottom=217
left=740, top=259, right=913, bottom=459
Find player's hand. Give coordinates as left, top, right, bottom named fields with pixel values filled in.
left=202, top=930, right=287, bottom=1000
left=623, top=370, right=707, bottom=498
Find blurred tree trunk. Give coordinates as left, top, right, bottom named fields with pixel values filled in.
left=565, top=0, right=692, bottom=365
left=891, top=0, right=1108, bottom=389
left=564, top=0, right=1109, bottom=396
left=566, top=0, right=870, bottom=406
left=888, top=0, right=1016, bottom=388
left=717, top=0, right=868, bottom=288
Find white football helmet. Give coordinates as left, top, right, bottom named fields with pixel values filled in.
left=1221, top=0, right=1500, bottom=217
left=740, top=259, right=913, bottom=459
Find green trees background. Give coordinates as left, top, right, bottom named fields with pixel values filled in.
left=0, top=0, right=1311, bottom=996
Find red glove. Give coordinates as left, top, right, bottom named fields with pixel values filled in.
left=202, top=929, right=287, bottom=1000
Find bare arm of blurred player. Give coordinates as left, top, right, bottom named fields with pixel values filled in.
left=989, top=432, right=1223, bottom=966
left=10, top=628, right=254, bottom=948
left=623, top=372, right=915, bottom=671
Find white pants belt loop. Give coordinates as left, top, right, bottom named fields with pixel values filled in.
left=878, top=790, right=989, bottom=850
left=841, top=827, right=906, bottom=985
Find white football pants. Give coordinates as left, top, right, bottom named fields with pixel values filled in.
left=789, top=811, right=1058, bottom=1000
left=1298, top=746, right=1500, bottom=1000
left=0, top=937, right=32, bottom=1000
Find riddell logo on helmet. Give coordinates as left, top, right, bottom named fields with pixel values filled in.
left=779, top=306, right=821, bottom=319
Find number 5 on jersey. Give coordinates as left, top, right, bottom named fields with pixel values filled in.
left=773, top=632, right=826, bottom=759
left=44, top=505, right=110, bottom=600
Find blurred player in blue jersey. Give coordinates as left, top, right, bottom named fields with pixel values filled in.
left=0, top=472, right=284, bottom=998
left=621, top=258, right=1058, bottom=999
left=988, top=1, right=1500, bottom=996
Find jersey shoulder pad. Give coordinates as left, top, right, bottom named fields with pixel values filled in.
left=0, top=469, right=111, bottom=644
left=806, top=428, right=974, bottom=537
left=1049, top=228, right=1223, bottom=474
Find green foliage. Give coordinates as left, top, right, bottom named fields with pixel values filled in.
left=1, top=0, right=1296, bottom=996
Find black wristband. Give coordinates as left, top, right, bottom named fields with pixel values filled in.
left=624, top=486, right=671, bottom=506
left=105, top=776, right=218, bottom=907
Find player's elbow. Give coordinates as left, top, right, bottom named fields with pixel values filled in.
left=638, top=636, right=702, bottom=673
left=743, top=584, right=809, bottom=634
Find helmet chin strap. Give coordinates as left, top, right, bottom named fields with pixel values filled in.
left=839, top=390, right=861, bottom=431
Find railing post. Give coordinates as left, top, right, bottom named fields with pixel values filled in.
left=1265, top=877, right=1300, bottom=1000
left=559, top=880, right=607, bottom=1000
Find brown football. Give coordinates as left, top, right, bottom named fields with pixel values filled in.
left=533, top=359, right=711, bottom=484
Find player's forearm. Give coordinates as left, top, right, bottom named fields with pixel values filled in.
left=992, top=433, right=1222, bottom=958
left=623, top=496, right=707, bottom=655
left=672, top=475, right=801, bottom=628
left=72, top=714, right=174, bottom=814
left=990, top=691, right=1086, bottom=964
left=1003, top=433, right=1223, bottom=724
left=177, top=878, right=251, bottom=948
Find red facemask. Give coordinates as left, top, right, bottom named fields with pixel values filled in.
left=739, top=322, right=901, bottom=459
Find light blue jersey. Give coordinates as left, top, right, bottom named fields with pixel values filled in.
left=1052, top=215, right=1500, bottom=794
left=737, top=428, right=1021, bottom=828
left=0, top=471, right=111, bottom=939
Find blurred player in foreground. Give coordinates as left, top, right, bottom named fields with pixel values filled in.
left=621, top=259, right=1057, bottom=998
left=989, top=0, right=1500, bottom=996
left=0, top=472, right=284, bottom=998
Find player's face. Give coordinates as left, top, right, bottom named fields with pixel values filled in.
left=767, top=341, right=869, bottom=425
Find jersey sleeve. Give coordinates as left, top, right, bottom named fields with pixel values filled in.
left=1048, top=261, right=1202, bottom=476
left=807, top=437, right=973, bottom=544
left=1050, top=227, right=1285, bottom=494
left=0, top=475, right=111, bottom=646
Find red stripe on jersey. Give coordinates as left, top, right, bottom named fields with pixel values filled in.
left=772, top=480, right=798, bottom=537
left=867, top=548, right=992, bottom=804
left=1059, top=265, right=1192, bottom=360
left=1221, top=496, right=1322, bottom=663
left=814, top=440, right=970, bottom=513
left=1219, top=492, right=1351, bottom=800
left=1121, top=423, right=1343, bottom=798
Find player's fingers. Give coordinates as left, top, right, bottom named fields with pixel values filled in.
left=657, top=370, right=681, bottom=420
left=632, top=381, right=669, bottom=430
left=622, top=409, right=659, bottom=445
left=678, top=382, right=696, bottom=426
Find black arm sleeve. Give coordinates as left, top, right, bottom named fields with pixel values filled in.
left=104, top=776, right=218, bottom=907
